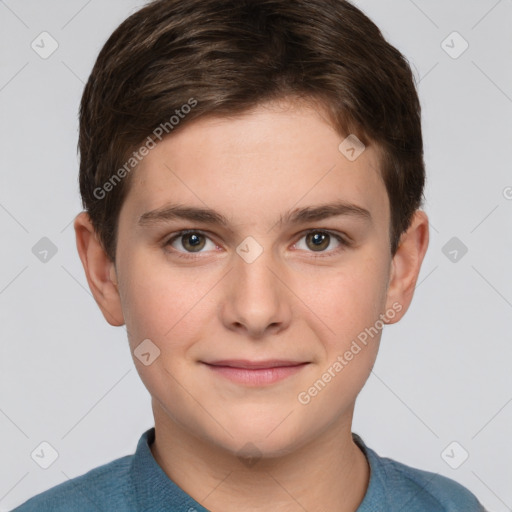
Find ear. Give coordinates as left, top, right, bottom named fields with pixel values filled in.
left=74, top=211, right=125, bottom=326
left=384, top=210, right=429, bottom=324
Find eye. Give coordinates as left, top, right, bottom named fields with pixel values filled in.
left=165, top=230, right=217, bottom=256
left=293, top=230, right=349, bottom=255
left=163, top=228, right=350, bottom=260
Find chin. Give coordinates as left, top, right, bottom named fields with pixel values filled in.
left=204, top=417, right=311, bottom=461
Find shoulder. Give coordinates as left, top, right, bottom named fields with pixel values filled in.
left=354, top=435, right=486, bottom=511
left=11, top=454, right=136, bottom=512
left=379, top=454, right=485, bottom=510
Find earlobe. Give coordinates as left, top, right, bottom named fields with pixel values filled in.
left=384, top=210, right=429, bottom=324
left=74, top=211, right=125, bottom=326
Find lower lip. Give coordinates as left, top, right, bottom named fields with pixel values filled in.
left=204, top=363, right=309, bottom=386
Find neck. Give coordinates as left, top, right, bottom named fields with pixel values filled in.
left=150, top=402, right=370, bottom=512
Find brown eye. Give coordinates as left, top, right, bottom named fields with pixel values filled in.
left=305, top=231, right=331, bottom=251
left=180, top=232, right=206, bottom=252
left=294, top=230, right=348, bottom=256
left=166, top=230, right=214, bottom=254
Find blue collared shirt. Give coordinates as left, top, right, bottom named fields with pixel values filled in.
left=12, top=427, right=486, bottom=511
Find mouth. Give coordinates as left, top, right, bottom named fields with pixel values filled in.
left=201, top=360, right=310, bottom=386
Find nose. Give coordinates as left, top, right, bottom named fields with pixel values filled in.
left=220, top=245, right=292, bottom=339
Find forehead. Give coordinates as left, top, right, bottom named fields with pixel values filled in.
left=120, top=100, right=389, bottom=231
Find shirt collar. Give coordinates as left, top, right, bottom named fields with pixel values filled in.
left=352, top=432, right=388, bottom=509
left=130, top=427, right=209, bottom=512
left=130, top=427, right=381, bottom=511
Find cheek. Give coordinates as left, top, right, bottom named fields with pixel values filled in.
left=295, top=265, right=386, bottom=412
left=299, top=257, right=388, bottom=342
left=118, top=238, right=389, bottom=352
left=118, top=251, right=214, bottom=348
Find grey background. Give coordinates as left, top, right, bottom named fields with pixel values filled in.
left=1, top=0, right=511, bottom=510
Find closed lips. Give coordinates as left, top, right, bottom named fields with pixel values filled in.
left=203, top=360, right=309, bottom=369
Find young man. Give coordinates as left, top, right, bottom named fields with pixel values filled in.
left=13, top=0, right=486, bottom=510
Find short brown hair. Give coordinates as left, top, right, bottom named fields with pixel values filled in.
left=78, top=0, right=425, bottom=262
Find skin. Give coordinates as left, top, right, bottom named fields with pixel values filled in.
left=74, top=97, right=429, bottom=512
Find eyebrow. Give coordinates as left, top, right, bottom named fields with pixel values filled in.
left=137, top=201, right=372, bottom=229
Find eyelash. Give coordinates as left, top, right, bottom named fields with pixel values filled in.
left=163, top=229, right=352, bottom=260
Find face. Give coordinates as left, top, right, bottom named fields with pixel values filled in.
left=101, top=99, right=404, bottom=456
